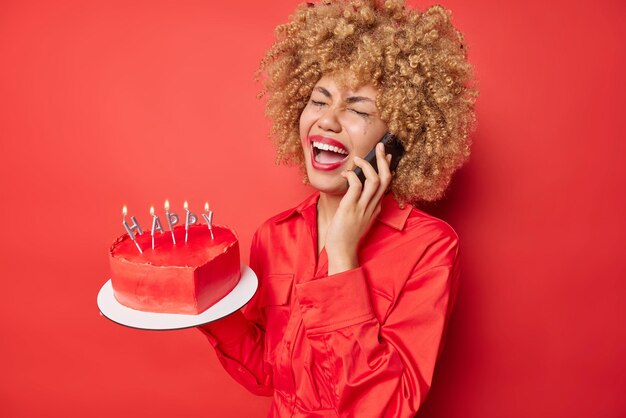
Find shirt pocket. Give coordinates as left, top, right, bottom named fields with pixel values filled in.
left=258, top=273, right=293, bottom=365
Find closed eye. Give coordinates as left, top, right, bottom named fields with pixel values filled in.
left=350, top=109, right=369, bottom=117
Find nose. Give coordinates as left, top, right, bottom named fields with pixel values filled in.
left=317, top=106, right=341, bottom=133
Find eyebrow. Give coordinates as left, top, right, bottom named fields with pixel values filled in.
left=314, top=86, right=375, bottom=104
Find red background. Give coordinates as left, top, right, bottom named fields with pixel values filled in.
left=1, top=0, right=625, bottom=416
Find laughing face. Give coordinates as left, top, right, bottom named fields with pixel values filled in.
left=299, top=74, right=388, bottom=195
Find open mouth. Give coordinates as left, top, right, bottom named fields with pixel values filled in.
left=309, top=136, right=350, bottom=171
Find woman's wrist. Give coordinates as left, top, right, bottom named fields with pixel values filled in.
left=327, top=252, right=359, bottom=275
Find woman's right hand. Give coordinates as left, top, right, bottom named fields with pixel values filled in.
left=325, top=143, right=392, bottom=275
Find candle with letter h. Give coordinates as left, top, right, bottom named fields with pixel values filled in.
left=122, top=205, right=143, bottom=254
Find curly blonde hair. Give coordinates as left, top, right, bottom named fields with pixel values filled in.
left=257, top=0, right=477, bottom=204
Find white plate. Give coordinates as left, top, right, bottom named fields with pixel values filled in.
left=97, top=263, right=258, bottom=330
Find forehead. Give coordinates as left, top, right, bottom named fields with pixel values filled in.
left=314, top=73, right=378, bottom=98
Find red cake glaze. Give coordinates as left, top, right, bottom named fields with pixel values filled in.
left=109, top=224, right=240, bottom=314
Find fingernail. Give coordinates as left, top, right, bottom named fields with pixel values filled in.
left=377, top=143, right=384, bottom=151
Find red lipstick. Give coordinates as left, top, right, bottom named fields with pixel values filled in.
left=308, top=135, right=350, bottom=171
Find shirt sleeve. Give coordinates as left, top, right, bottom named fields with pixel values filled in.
left=293, top=230, right=460, bottom=417
left=196, top=230, right=273, bottom=396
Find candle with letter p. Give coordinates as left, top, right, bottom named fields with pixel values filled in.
left=184, top=201, right=198, bottom=243
left=164, top=200, right=179, bottom=245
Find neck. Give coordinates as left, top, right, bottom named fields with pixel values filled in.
left=316, top=192, right=342, bottom=227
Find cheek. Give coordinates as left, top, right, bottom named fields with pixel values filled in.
left=352, top=142, right=375, bottom=159
left=299, top=107, right=314, bottom=139
left=299, top=114, right=311, bottom=155
left=344, top=121, right=383, bottom=155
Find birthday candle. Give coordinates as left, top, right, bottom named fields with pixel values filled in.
left=202, top=202, right=214, bottom=240
left=184, top=201, right=198, bottom=243
left=122, top=205, right=143, bottom=254
left=164, top=200, right=179, bottom=245
left=150, top=206, right=164, bottom=250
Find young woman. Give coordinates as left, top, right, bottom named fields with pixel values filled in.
left=199, top=1, right=476, bottom=416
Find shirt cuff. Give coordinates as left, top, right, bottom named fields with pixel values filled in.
left=197, top=309, right=252, bottom=347
left=294, top=267, right=375, bottom=334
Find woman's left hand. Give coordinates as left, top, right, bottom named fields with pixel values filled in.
left=325, top=142, right=393, bottom=275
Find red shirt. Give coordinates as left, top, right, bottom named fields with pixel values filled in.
left=199, top=191, right=460, bottom=417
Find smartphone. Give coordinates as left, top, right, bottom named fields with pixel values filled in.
left=351, top=132, right=405, bottom=186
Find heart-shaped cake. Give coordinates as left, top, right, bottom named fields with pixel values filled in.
left=109, top=224, right=240, bottom=314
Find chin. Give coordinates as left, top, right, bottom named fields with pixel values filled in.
left=306, top=168, right=349, bottom=196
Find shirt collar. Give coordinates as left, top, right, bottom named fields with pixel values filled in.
left=273, top=190, right=412, bottom=231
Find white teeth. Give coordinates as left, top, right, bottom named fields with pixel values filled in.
left=312, top=141, right=348, bottom=155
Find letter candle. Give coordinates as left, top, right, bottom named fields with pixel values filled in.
left=164, top=200, right=179, bottom=245
left=184, top=201, right=198, bottom=243
left=150, top=206, right=164, bottom=250
left=122, top=205, right=143, bottom=254
left=202, top=202, right=214, bottom=239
